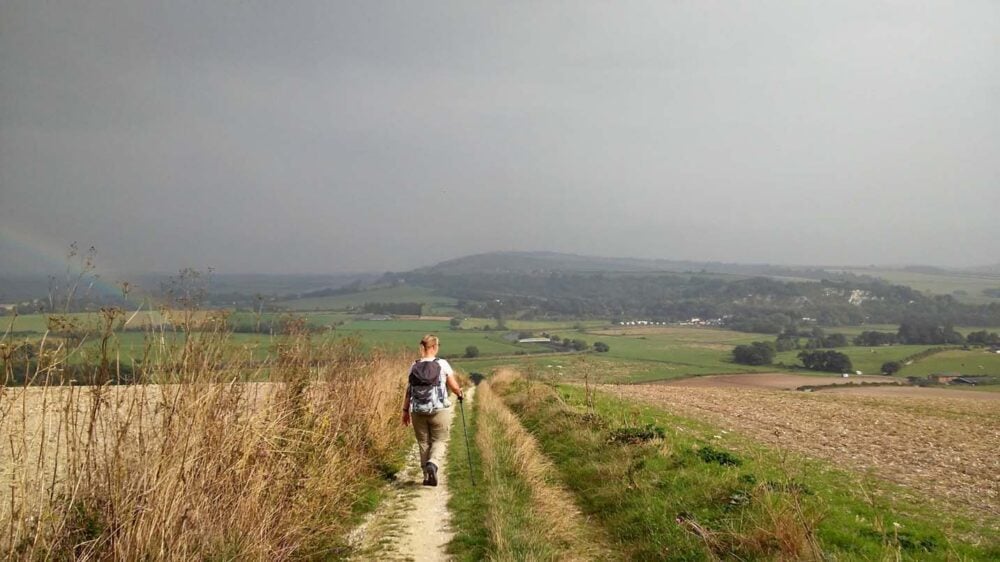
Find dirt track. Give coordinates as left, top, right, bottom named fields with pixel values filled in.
left=348, top=390, right=473, bottom=561
left=606, top=384, right=1000, bottom=518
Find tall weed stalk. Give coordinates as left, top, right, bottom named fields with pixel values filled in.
left=0, top=304, right=411, bottom=559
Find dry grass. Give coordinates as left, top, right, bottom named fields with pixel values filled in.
left=476, top=370, right=612, bottom=561
left=1, top=311, right=412, bottom=560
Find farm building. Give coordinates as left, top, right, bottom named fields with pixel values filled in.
left=517, top=337, right=553, bottom=343
left=928, top=373, right=961, bottom=384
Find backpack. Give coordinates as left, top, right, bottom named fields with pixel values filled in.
left=409, top=359, right=443, bottom=413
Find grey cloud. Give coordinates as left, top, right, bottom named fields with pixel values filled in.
left=1, top=1, right=998, bottom=274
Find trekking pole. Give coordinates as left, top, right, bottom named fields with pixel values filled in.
left=459, top=397, right=476, bottom=487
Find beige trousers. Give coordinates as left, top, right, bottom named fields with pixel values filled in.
left=411, top=407, right=452, bottom=468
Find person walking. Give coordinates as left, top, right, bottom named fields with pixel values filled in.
left=402, top=334, right=464, bottom=486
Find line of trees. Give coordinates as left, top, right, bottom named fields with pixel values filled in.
left=403, top=270, right=1000, bottom=330
left=851, top=323, right=1000, bottom=348
left=853, top=331, right=899, bottom=346
left=775, top=328, right=849, bottom=351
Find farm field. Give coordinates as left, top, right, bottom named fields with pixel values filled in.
left=607, top=383, right=1000, bottom=518
left=460, top=354, right=736, bottom=384
left=277, top=284, right=458, bottom=313
left=663, top=372, right=1000, bottom=399
left=775, top=344, right=932, bottom=375
left=899, top=348, right=1000, bottom=376
left=572, top=326, right=774, bottom=379
left=821, top=385, right=1000, bottom=399
left=815, top=325, right=1000, bottom=338
left=0, top=340, right=414, bottom=559
left=661, top=372, right=898, bottom=389
left=8, top=308, right=1000, bottom=383
left=488, top=375, right=1000, bottom=560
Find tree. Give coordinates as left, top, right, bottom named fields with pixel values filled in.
left=966, top=330, right=1000, bottom=346
left=449, top=317, right=463, bottom=329
left=798, top=350, right=853, bottom=373
left=570, top=339, right=588, bottom=351
left=775, top=335, right=798, bottom=352
left=732, top=342, right=776, bottom=366
left=897, top=321, right=964, bottom=345
left=594, top=341, right=610, bottom=353
left=853, top=331, right=898, bottom=346
left=464, top=346, right=480, bottom=358
left=881, top=361, right=902, bottom=375
left=823, top=333, right=849, bottom=348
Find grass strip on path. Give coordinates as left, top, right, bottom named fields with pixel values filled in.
left=448, top=375, right=614, bottom=561
left=446, top=386, right=489, bottom=561
left=494, top=372, right=1000, bottom=561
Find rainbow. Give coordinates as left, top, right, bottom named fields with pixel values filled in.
left=0, top=223, right=140, bottom=302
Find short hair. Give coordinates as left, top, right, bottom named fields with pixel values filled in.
left=420, top=334, right=439, bottom=349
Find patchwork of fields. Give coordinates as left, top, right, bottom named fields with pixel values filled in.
left=5, top=300, right=1000, bottom=557
left=5, top=309, right=1000, bottom=384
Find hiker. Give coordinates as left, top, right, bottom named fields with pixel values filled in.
left=402, top=334, right=463, bottom=486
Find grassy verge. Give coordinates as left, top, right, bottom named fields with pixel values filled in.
left=495, top=374, right=1000, bottom=561
left=447, top=379, right=612, bottom=561
left=446, top=390, right=489, bottom=561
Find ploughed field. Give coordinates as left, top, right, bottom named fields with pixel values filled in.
left=661, top=372, right=899, bottom=390
left=605, top=383, right=1000, bottom=518
left=664, top=372, right=1000, bottom=399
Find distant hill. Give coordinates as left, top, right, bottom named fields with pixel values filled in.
left=965, top=263, right=1000, bottom=275
left=410, top=251, right=802, bottom=277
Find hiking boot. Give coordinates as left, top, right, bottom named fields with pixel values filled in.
left=421, top=466, right=430, bottom=486
left=425, top=462, right=438, bottom=487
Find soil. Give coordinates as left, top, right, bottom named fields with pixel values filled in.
left=349, top=389, right=474, bottom=561
left=606, top=384, right=1000, bottom=518
left=821, top=385, right=1000, bottom=400
left=662, top=373, right=1000, bottom=400
left=661, top=373, right=898, bottom=390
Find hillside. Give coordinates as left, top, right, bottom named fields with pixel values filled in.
left=409, top=251, right=810, bottom=277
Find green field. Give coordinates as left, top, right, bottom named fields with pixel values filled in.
left=7, top=308, right=1000, bottom=382
left=451, top=326, right=781, bottom=382
left=822, top=325, right=1000, bottom=338
left=899, top=348, right=1000, bottom=376
left=775, top=345, right=932, bottom=375
left=776, top=344, right=1000, bottom=377
left=571, top=327, right=773, bottom=380
left=277, top=285, right=457, bottom=313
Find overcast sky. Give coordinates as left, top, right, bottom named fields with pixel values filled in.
left=1, top=1, right=998, bottom=274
